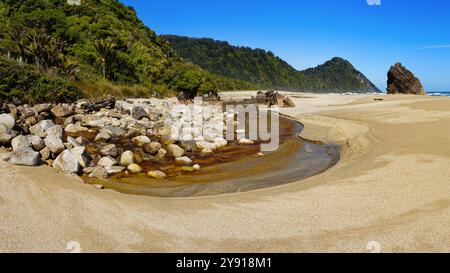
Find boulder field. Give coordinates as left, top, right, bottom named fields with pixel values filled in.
left=0, top=97, right=255, bottom=182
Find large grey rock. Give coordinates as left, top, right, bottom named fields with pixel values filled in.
left=0, top=114, right=15, bottom=129
left=71, top=146, right=91, bottom=168
left=11, top=135, right=30, bottom=151
left=166, top=144, right=185, bottom=158
left=132, top=106, right=148, bottom=120
left=30, top=120, right=56, bottom=138
left=44, top=135, right=65, bottom=154
left=7, top=148, right=41, bottom=166
left=97, top=156, right=118, bottom=168
left=53, top=149, right=80, bottom=174
left=120, top=151, right=135, bottom=166
left=387, top=63, right=426, bottom=95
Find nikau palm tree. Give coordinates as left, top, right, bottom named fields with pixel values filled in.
left=26, top=29, right=66, bottom=70
left=3, top=26, right=28, bottom=61
left=57, top=59, right=80, bottom=81
left=94, top=39, right=117, bottom=80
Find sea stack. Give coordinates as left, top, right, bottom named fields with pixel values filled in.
left=387, top=63, right=426, bottom=95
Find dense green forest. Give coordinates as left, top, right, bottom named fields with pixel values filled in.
left=0, top=0, right=380, bottom=104
left=163, top=35, right=380, bottom=93
left=0, top=0, right=255, bottom=103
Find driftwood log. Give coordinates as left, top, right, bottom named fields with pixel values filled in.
left=81, top=97, right=116, bottom=112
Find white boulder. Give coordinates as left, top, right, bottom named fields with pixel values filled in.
left=44, top=135, right=65, bottom=154
left=0, top=114, right=15, bottom=129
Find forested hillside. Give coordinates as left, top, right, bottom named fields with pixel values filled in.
left=0, top=0, right=255, bottom=103
left=163, top=35, right=380, bottom=93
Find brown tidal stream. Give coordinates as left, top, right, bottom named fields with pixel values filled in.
left=78, top=116, right=340, bottom=197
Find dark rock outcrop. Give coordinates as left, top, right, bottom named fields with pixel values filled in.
left=387, top=63, right=426, bottom=95
left=254, top=91, right=296, bottom=108
left=132, top=106, right=148, bottom=120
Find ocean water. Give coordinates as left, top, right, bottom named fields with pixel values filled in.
left=338, top=92, right=450, bottom=97
left=428, top=91, right=450, bottom=97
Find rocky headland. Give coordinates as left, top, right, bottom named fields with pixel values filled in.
left=387, top=63, right=426, bottom=95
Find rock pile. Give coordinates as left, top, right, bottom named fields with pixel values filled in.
left=0, top=97, right=238, bottom=181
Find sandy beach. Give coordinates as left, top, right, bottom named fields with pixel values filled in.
left=1, top=92, right=450, bottom=253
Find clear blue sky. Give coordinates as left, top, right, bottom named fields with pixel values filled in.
left=120, top=0, right=450, bottom=91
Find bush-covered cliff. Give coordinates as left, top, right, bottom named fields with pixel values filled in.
left=163, top=35, right=380, bottom=93
left=0, top=0, right=255, bottom=103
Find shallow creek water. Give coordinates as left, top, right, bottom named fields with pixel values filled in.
left=71, top=115, right=339, bottom=197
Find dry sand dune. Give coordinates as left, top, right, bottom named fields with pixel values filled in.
left=1, top=92, right=450, bottom=253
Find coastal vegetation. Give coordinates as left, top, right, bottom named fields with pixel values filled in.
left=0, top=0, right=254, bottom=103
left=0, top=56, right=82, bottom=104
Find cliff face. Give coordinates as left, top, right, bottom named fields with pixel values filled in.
left=387, top=63, right=426, bottom=95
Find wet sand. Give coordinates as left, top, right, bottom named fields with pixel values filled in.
left=1, top=92, right=450, bottom=252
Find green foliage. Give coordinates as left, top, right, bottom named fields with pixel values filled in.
left=170, top=67, right=204, bottom=98
left=0, top=0, right=255, bottom=101
left=163, top=35, right=380, bottom=93
left=0, top=57, right=82, bottom=104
